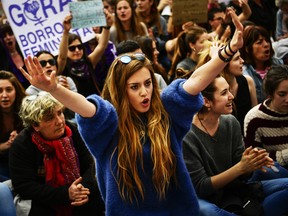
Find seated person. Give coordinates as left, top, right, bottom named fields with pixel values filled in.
left=9, top=93, right=105, bottom=216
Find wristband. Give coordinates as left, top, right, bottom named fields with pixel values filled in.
left=218, top=47, right=232, bottom=63
left=103, top=25, right=111, bottom=30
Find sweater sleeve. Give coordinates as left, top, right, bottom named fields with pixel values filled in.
left=161, top=79, right=204, bottom=139
left=76, top=94, right=118, bottom=159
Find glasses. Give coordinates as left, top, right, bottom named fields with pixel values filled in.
left=39, top=59, right=56, bottom=67
left=68, top=44, right=83, bottom=52
left=118, top=53, right=146, bottom=64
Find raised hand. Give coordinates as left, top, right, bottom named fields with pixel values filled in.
left=20, top=56, right=58, bottom=93
left=228, top=7, right=243, bottom=51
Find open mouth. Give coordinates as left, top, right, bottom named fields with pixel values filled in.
left=7, top=41, right=13, bottom=46
left=142, top=98, right=149, bottom=105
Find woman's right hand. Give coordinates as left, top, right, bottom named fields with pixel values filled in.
left=238, top=147, right=273, bottom=174
left=20, top=56, right=58, bottom=93
left=228, top=7, right=243, bottom=52
left=69, top=177, right=90, bottom=206
left=63, top=14, right=72, bottom=33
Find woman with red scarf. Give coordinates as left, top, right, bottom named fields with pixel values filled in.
left=9, top=93, right=104, bottom=216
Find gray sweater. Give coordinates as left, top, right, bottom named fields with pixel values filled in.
left=183, top=114, right=244, bottom=199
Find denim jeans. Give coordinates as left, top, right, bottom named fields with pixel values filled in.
left=0, top=183, right=16, bottom=216
left=198, top=178, right=288, bottom=216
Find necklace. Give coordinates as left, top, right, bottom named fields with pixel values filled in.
left=197, top=113, right=217, bottom=142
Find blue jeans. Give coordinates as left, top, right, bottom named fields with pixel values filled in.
left=249, top=162, right=288, bottom=181
left=199, top=178, right=288, bottom=216
left=0, top=183, right=16, bottom=216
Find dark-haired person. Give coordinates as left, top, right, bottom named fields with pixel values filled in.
left=244, top=65, right=288, bottom=179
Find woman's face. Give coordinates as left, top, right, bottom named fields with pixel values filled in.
left=37, top=53, right=57, bottom=75
left=252, top=35, right=270, bottom=63
left=136, top=0, right=153, bottom=14
left=103, top=0, right=114, bottom=14
left=67, top=39, right=84, bottom=61
left=116, top=0, right=132, bottom=22
left=3, top=32, right=16, bottom=51
left=192, top=32, right=210, bottom=54
left=0, top=79, right=16, bottom=112
left=209, top=77, right=234, bottom=115
left=152, top=40, right=159, bottom=64
left=270, top=79, right=288, bottom=114
left=33, top=105, right=66, bottom=140
left=227, top=51, right=244, bottom=76
left=126, top=67, right=153, bottom=113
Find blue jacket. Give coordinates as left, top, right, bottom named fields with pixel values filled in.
left=76, top=79, right=202, bottom=216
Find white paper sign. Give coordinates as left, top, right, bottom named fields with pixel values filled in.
left=70, top=1, right=106, bottom=29
left=2, top=0, right=96, bottom=58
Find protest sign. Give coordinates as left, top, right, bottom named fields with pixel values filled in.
left=172, top=0, right=208, bottom=25
left=70, top=0, right=106, bottom=29
left=2, top=0, right=96, bottom=58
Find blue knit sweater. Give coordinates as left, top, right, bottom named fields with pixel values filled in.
left=76, top=79, right=202, bottom=216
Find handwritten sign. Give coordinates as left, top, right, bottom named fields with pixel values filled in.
left=2, top=0, right=96, bottom=58
left=172, top=0, right=208, bottom=25
left=70, top=1, right=106, bottom=29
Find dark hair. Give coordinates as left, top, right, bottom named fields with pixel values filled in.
left=208, top=7, right=224, bottom=21
left=263, top=65, right=288, bottom=98
left=68, top=33, right=88, bottom=58
left=199, top=75, right=221, bottom=113
left=116, top=40, right=141, bottom=55
left=0, top=70, right=26, bottom=133
left=35, top=50, right=58, bottom=69
left=240, top=25, right=274, bottom=68
left=135, top=36, right=168, bottom=83
left=0, top=23, right=13, bottom=37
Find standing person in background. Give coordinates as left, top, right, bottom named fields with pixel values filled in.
left=248, top=0, right=277, bottom=38
left=275, top=0, right=288, bottom=40
left=0, top=23, right=29, bottom=89
left=57, top=10, right=113, bottom=97
left=10, top=93, right=105, bottom=216
left=135, top=35, right=168, bottom=84
left=136, top=0, right=171, bottom=72
left=240, top=25, right=283, bottom=103
left=0, top=71, right=25, bottom=182
left=244, top=65, right=288, bottom=179
left=110, top=0, right=148, bottom=45
left=20, top=7, right=243, bottom=215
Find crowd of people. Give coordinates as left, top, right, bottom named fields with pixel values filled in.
left=0, top=0, right=288, bottom=215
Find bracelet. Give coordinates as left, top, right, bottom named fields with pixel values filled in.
left=103, top=25, right=111, bottom=30
left=218, top=47, right=232, bottom=63
left=227, top=41, right=237, bottom=55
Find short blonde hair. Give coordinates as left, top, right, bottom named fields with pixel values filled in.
left=19, top=92, right=64, bottom=127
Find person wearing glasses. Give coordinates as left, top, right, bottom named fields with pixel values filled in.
left=57, top=9, right=113, bottom=97
left=9, top=93, right=105, bottom=216
left=26, top=51, right=77, bottom=124
left=20, top=7, right=243, bottom=216
left=0, top=71, right=25, bottom=182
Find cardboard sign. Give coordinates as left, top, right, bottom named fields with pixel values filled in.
left=172, top=0, right=208, bottom=25
left=2, top=0, right=96, bottom=58
left=70, top=0, right=106, bottom=29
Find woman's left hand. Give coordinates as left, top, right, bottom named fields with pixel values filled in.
left=20, top=56, right=58, bottom=93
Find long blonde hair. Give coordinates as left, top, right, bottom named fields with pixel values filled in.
left=102, top=54, right=176, bottom=203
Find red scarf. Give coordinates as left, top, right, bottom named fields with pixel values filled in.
left=32, top=126, right=81, bottom=215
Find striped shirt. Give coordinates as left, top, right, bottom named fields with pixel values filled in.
left=244, top=99, right=288, bottom=165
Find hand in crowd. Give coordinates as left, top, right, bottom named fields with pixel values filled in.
left=63, top=14, right=72, bottom=33
left=238, top=147, right=274, bottom=174
left=69, top=177, right=90, bottom=206
left=57, top=75, right=70, bottom=90
left=0, top=130, right=17, bottom=152
left=104, top=8, right=113, bottom=27
left=227, top=7, right=243, bottom=52
left=20, top=56, right=57, bottom=93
